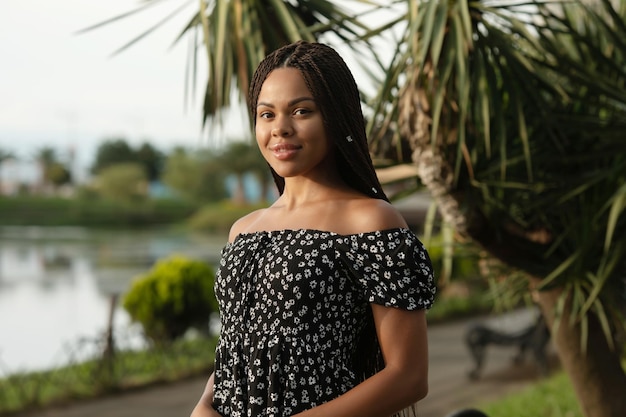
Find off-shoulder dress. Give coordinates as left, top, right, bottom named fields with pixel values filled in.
left=212, top=228, right=435, bottom=417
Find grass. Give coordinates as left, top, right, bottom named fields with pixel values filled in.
left=0, top=333, right=587, bottom=417
left=0, top=336, right=216, bottom=415
left=0, top=196, right=199, bottom=227
left=479, top=371, right=583, bottom=417
left=427, top=292, right=494, bottom=323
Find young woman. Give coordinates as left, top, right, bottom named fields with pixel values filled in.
left=190, top=41, right=435, bottom=417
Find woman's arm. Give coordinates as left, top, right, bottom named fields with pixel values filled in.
left=294, top=306, right=429, bottom=417
left=190, top=372, right=222, bottom=417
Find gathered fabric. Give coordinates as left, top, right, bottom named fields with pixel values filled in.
left=212, top=228, right=435, bottom=417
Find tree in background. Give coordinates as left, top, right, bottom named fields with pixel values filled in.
left=91, top=138, right=137, bottom=175
left=34, top=146, right=72, bottom=193
left=136, top=142, right=165, bottom=182
left=0, top=148, right=14, bottom=164
left=95, top=162, right=148, bottom=201
left=34, top=146, right=57, bottom=192
left=92, top=138, right=165, bottom=185
left=249, top=153, right=273, bottom=204
left=0, top=148, right=15, bottom=195
left=46, top=162, right=72, bottom=189
left=217, top=140, right=268, bottom=205
left=161, top=147, right=227, bottom=203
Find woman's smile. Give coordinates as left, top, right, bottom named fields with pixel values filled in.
left=269, top=142, right=303, bottom=160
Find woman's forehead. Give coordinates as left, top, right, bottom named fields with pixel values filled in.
left=258, top=68, right=313, bottom=102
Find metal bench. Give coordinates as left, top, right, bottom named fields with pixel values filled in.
left=464, top=312, right=551, bottom=379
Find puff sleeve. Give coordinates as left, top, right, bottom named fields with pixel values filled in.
left=336, top=228, right=435, bottom=310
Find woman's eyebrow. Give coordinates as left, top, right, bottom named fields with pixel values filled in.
left=257, top=96, right=315, bottom=108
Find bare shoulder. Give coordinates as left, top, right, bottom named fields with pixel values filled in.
left=341, top=197, right=408, bottom=234
left=228, top=208, right=267, bottom=242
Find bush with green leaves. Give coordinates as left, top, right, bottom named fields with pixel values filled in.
left=96, top=162, right=148, bottom=202
left=123, top=255, right=218, bottom=344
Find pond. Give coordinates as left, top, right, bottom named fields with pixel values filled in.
left=0, top=226, right=227, bottom=376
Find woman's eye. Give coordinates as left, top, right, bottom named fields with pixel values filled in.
left=294, top=108, right=310, bottom=116
left=258, top=111, right=273, bottom=119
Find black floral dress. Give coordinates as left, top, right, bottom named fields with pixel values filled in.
left=212, top=228, right=435, bottom=417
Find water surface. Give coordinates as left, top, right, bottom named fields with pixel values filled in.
left=0, top=226, right=226, bottom=375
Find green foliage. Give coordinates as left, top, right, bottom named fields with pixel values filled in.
left=0, top=147, right=14, bottom=162
left=83, top=0, right=375, bottom=128
left=0, top=336, right=216, bottom=415
left=425, top=232, right=531, bottom=322
left=188, top=201, right=267, bottom=233
left=218, top=141, right=262, bottom=175
left=95, top=162, right=148, bottom=201
left=32, top=146, right=73, bottom=188
left=161, top=147, right=227, bottom=203
left=216, top=140, right=271, bottom=204
left=123, top=255, right=218, bottom=343
left=34, top=146, right=57, bottom=166
left=91, top=139, right=164, bottom=181
left=67, top=195, right=199, bottom=228
left=427, top=292, right=493, bottom=324
left=45, top=162, right=72, bottom=187
left=91, top=138, right=137, bottom=174
left=0, top=195, right=199, bottom=227
left=424, top=234, right=482, bottom=284
left=369, top=0, right=626, bottom=356
left=135, top=142, right=165, bottom=181
left=479, top=371, right=583, bottom=417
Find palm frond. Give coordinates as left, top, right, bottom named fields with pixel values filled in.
left=82, top=0, right=381, bottom=134
left=366, top=0, right=626, bottom=337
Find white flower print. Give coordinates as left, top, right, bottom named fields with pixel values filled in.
left=212, top=228, right=434, bottom=417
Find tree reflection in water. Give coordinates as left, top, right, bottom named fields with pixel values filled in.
left=0, top=225, right=225, bottom=375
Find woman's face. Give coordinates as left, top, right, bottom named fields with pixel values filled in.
left=255, top=67, right=335, bottom=181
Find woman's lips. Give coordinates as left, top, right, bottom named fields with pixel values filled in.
left=269, top=143, right=302, bottom=160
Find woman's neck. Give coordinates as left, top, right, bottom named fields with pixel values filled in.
left=278, top=176, right=357, bottom=210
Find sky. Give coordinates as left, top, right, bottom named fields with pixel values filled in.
left=1, top=0, right=249, bottom=176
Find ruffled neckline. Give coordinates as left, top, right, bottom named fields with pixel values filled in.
left=225, top=227, right=413, bottom=249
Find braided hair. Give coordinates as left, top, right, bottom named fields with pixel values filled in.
left=248, top=40, right=389, bottom=203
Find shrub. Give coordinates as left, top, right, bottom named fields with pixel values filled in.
left=424, top=235, right=482, bottom=284
left=188, top=201, right=267, bottom=233
left=123, top=255, right=218, bottom=344
left=95, top=163, right=148, bottom=201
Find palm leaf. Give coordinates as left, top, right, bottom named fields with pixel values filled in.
left=367, top=0, right=626, bottom=339
left=82, top=0, right=380, bottom=132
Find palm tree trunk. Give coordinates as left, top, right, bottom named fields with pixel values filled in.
left=412, top=146, right=466, bottom=233
left=530, top=277, right=626, bottom=417
left=401, top=84, right=467, bottom=234
left=402, top=85, right=626, bottom=417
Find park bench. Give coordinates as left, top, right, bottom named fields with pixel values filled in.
left=464, top=309, right=551, bottom=380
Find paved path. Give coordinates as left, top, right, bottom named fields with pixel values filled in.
left=418, top=308, right=550, bottom=416
left=18, top=309, right=553, bottom=417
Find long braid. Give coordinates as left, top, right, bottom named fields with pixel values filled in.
left=248, top=40, right=388, bottom=203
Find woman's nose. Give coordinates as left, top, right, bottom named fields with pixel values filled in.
left=271, top=116, right=293, bottom=137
